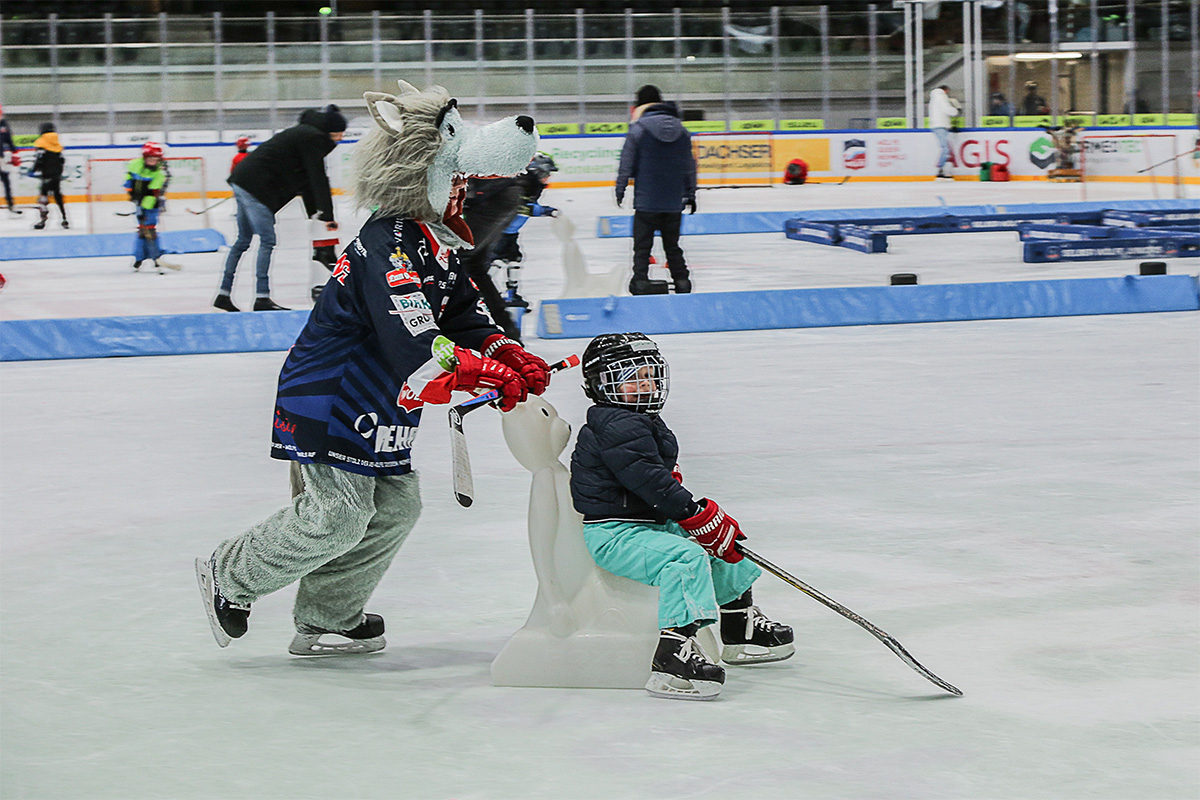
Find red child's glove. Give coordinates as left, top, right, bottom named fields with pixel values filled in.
left=671, top=463, right=684, bottom=484
left=482, top=334, right=550, bottom=396
left=679, top=499, right=745, bottom=563
left=451, top=346, right=527, bottom=412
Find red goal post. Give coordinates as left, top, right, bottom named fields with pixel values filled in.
left=85, top=155, right=210, bottom=234
left=1078, top=133, right=1184, bottom=201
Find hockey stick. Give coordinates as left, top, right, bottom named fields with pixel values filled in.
left=187, top=196, right=231, bottom=215
left=449, top=354, right=580, bottom=507
left=737, top=544, right=963, bottom=697
left=1136, top=146, right=1200, bottom=174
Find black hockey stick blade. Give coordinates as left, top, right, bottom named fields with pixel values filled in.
left=738, top=544, right=963, bottom=697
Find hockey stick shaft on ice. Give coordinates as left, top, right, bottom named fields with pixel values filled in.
left=187, top=196, right=232, bottom=214
left=737, top=544, right=963, bottom=696
left=449, top=354, right=580, bottom=507
left=1136, top=145, right=1200, bottom=174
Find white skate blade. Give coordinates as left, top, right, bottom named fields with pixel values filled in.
left=288, top=631, right=386, bottom=657
left=644, top=671, right=722, bottom=701
left=721, top=642, right=795, bottom=665
left=194, top=557, right=231, bottom=648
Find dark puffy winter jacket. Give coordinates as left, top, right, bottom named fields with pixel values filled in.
left=229, top=119, right=337, bottom=221
left=615, top=102, right=697, bottom=213
left=570, top=405, right=700, bottom=523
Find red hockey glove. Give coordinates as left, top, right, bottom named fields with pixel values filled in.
left=679, top=499, right=745, bottom=564
left=451, top=346, right=527, bottom=412
left=482, top=334, right=550, bottom=396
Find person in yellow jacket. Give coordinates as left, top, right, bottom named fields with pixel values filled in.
left=124, top=142, right=177, bottom=271
left=30, top=122, right=68, bottom=229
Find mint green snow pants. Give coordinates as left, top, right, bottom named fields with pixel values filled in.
left=214, top=462, right=421, bottom=633
left=583, top=520, right=761, bottom=630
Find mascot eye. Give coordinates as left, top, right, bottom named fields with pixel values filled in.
left=446, top=124, right=455, bottom=136
left=541, top=408, right=550, bottom=417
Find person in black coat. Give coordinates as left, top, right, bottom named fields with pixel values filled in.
left=615, top=85, right=698, bottom=295
left=30, top=122, right=68, bottom=230
left=214, top=104, right=346, bottom=312
left=568, top=333, right=793, bottom=700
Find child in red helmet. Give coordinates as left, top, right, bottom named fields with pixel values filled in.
left=231, top=137, right=251, bottom=173
left=124, top=142, right=175, bottom=271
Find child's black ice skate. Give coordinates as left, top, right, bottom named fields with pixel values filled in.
left=645, top=627, right=725, bottom=700
left=719, top=591, right=795, bottom=665
left=288, top=613, right=386, bottom=656
left=194, top=556, right=250, bottom=648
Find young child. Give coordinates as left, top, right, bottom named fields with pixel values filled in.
left=230, top=136, right=251, bottom=173
left=124, top=142, right=171, bottom=271
left=570, top=332, right=793, bottom=700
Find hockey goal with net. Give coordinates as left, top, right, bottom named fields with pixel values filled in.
left=84, top=155, right=212, bottom=233
left=1079, top=133, right=1185, bottom=201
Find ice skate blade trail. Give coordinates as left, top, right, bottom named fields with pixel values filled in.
left=738, top=545, right=963, bottom=697
left=194, top=557, right=231, bottom=648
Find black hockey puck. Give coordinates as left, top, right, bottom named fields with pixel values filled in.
left=890, top=273, right=918, bottom=285
left=1139, top=261, right=1167, bottom=275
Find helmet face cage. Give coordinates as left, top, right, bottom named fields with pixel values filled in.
left=594, top=352, right=669, bottom=413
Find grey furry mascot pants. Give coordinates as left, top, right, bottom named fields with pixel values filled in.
left=212, top=463, right=421, bottom=632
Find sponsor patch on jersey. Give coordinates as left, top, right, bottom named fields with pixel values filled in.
left=388, top=292, right=436, bottom=335
left=396, top=383, right=425, bottom=413
left=353, top=238, right=368, bottom=257
left=333, top=252, right=351, bottom=285
left=386, top=248, right=420, bottom=287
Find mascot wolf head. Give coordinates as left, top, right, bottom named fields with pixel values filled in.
left=354, top=81, right=538, bottom=249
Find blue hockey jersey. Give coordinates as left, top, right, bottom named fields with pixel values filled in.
left=270, top=215, right=503, bottom=476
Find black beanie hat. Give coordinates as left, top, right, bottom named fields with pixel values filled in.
left=635, top=85, right=663, bottom=107
left=39, top=121, right=56, bottom=134
left=321, top=104, right=347, bottom=133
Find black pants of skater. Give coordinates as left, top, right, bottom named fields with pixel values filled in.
left=632, top=210, right=688, bottom=281
left=461, top=204, right=522, bottom=340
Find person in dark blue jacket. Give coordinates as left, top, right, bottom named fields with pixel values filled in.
left=569, top=332, right=793, bottom=700
left=616, top=85, right=698, bottom=295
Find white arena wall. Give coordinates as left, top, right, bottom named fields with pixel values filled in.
left=3, top=127, right=1197, bottom=206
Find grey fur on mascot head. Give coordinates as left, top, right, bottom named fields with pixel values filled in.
left=354, top=80, right=538, bottom=250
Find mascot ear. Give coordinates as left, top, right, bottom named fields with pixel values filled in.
left=396, top=80, right=421, bottom=96
left=364, top=91, right=404, bottom=136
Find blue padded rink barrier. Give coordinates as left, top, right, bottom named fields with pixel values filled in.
left=595, top=199, right=1200, bottom=237
left=0, top=309, right=309, bottom=361
left=0, top=228, right=225, bottom=261
left=536, top=274, right=1200, bottom=339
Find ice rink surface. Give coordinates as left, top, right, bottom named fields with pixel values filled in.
left=2, top=178, right=1198, bottom=799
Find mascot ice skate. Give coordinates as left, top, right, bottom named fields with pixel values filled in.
left=196, top=81, right=550, bottom=658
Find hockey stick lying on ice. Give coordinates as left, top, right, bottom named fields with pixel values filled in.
left=449, top=354, right=580, bottom=508
left=737, top=544, right=963, bottom=696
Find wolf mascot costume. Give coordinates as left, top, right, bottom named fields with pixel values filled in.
left=197, top=82, right=547, bottom=656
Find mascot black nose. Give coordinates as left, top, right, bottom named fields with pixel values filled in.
left=515, top=115, right=534, bottom=134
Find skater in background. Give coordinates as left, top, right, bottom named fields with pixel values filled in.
left=0, top=105, right=21, bottom=215
left=460, top=152, right=558, bottom=342
left=230, top=136, right=251, bottom=173
left=124, top=142, right=173, bottom=272
left=29, top=122, right=68, bottom=230
left=214, top=104, right=345, bottom=313
left=928, top=84, right=960, bottom=180
left=616, top=84, right=697, bottom=295
left=195, top=83, right=548, bottom=660
left=570, top=333, right=794, bottom=700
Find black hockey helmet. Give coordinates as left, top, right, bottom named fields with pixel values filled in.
left=526, top=152, right=558, bottom=180
left=581, top=332, right=670, bottom=414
